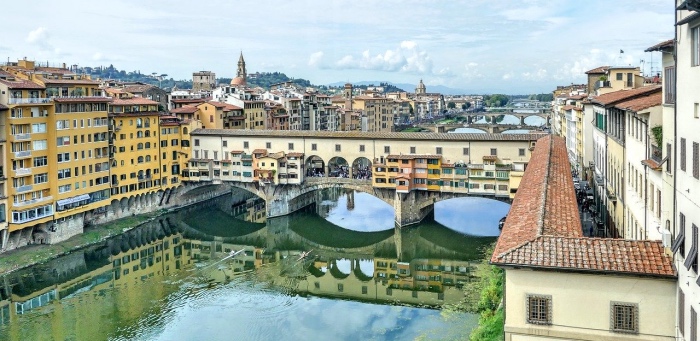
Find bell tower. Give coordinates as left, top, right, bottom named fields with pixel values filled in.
left=237, top=51, right=247, bottom=80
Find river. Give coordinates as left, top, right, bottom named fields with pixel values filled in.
left=0, top=189, right=509, bottom=341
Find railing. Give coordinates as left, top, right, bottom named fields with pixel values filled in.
left=14, top=196, right=52, bottom=208
left=14, top=168, right=31, bottom=176
left=14, top=150, right=31, bottom=158
left=8, top=98, right=51, bottom=105
left=13, top=133, right=30, bottom=141
left=16, top=185, right=33, bottom=193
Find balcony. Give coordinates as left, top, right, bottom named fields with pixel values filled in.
left=650, top=145, right=663, bottom=164
left=13, top=133, right=30, bottom=141
left=14, top=196, right=53, bottom=208
left=8, top=98, right=51, bottom=105
left=16, top=184, right=33, bottom=193
left=137, top=175, right=152, bottom=182
left=14, top=150, right=31, bottom=158
left=14, top=168, right=31, bottom=176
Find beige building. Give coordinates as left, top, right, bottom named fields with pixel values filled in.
left=192, top=71, right=216, bottom=92
left=492, top=135, right=676, bottom=341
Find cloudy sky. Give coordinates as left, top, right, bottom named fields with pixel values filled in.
left=3, top=0, right=673, bottom=94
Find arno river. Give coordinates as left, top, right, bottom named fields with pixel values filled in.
left=0, top=189, right=509, bottom=341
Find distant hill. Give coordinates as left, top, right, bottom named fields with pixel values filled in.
left=328, top=81, right=468, bottom=95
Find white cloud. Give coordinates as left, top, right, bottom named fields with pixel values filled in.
left=331, top=40, right=433, bottom=74
left=502, top=73, right=513, bottom=80
left=308, top=51, right=324, bottom=66
left=26, top=27, right=48, bottom=44
left=92, top=52, right=105, bottom=61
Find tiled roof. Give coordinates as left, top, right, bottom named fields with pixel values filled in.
left=286, top=152, right=304, bottom=157
left=591, top=86, right=661, bottom=107
left=252, top=149, right=268, bottom=154
left=645, top=39, right=674, bottom=52
left=567, top=95, right=587, bottom=100
left=491, top=135, right=675, bottom=278
left=561, top=105, right=576, bottom=111
left=584, top=66, right=609, bottom=74
left=42, top=78, right=100, bottom=85
left=229, top=150, right=244, bottom=154
left=387, top=154, right=441, bottom=160
left=112, top=97, right=159, bottom=106
left=0, top=79, right=44, bottom=89
left=170, top=105, right=198, bottom=114
left=172, top=98, right=206, bottom=103
left=122, top=84, right=157, bottom=93
left=191, top=129, right=546, bottom=142
left=483, top=155, right=498, bottom=161
left=641, top=159, right=663, bottom=170
left=614, top=92, right=662, bottom=112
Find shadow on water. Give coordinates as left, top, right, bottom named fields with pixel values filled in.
left=181, top=206, right=266, bottom=237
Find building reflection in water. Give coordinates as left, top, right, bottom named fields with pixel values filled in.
left=0, top=191, right=496, bottom=338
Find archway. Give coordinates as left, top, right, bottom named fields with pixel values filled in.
left=328, top=156, right=349, bottom=178
left=351, top=157, right=372, bottom=180
left=305, top=155, right=325, bottom=177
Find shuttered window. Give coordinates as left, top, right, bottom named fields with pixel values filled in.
left=681, top=138, right=687, bottom=172
left=694, top=142, right=699, bottom=179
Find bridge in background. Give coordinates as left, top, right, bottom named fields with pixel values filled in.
left=418, top=123, right=542, bottom=134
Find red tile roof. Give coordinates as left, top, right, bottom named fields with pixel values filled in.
left=491, top=135, right=675, bottom=278
left=252, top=149, right=268, bottom=155
left=585, top=66, right=609, bottom=74
left=112, top=97, right=159, bottom=106
left=645, top=39, right=674, bottom=52
left=53, top=96, right=112, bottom=103
left=42, top=78, right=100, bottom=85
left=614, top=92, right=662, bottom=112
left=561, top=105, right=576, bottom=111
left=170, top=105, right=198, bottom=114
left=591, top=86, right=661, bottom=107
left=286, top=152, right=304, bottom=157
left=0, top=79, right=45, bottom=89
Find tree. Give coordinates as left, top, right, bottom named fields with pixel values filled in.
left=447, top=102, right=456, bottom=109
left=462, top=102, right=471, bottom=110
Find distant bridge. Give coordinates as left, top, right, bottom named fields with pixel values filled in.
left=418, top=123, right=542, bottom=134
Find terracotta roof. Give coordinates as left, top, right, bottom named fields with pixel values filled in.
left=53, top=96, right=112, bottom=103
left=568, top=95, right=587, bottom=100
left=0, top=79, right=44, bottom=89
left=252, top=149, right=268, bottom=155
left=483, top=155, right=498, bottom=161
left=286, top=152, right=304, bottom=157
left=170, top=105, right=198, bottom=114
left=641, top=159, right=663, bottom=170
left=584, top=66, right=609, bottom=74
left=491, top=135, right=675, bottom=278
left=229, top=150, right=244, bottom=154
left=614, top=92, right=662, bottom=112
left=122, top=84, right=158, bottom=93
left=645, top=39, right=674, bottom=52
left=42, top=78, right=100, bottom=85
left=591, top=86, right=661, bottom=107
left=561, top=105, right=576, bottom=111
left=387, top=154, right=441, bottom=160
left=172, top=98, right=206, bottom=103
left=191, top=129, right=546, bottom=142
left=112, top=97, right=159, bottom=106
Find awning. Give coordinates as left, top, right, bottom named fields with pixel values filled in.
left=676, top=11, right=700, bottom=26
left=671, top=226, right=685, bottom=254
left=57, top=194, right=90, bottom=206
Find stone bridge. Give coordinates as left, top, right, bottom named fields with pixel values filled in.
left=218, top=177, right=511, bottom=227
left=460, top=111, right=551, bottom=126
left=420, top=123, right=542, bottom=134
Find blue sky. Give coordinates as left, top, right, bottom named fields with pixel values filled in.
left=3, top=0, right=673, bottom=94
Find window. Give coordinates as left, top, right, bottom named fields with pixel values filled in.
left=34, top=173, right=47, bottom=184
left=519, top=148, right=525, bottom=156
left=32, top=140, right=47, bottom=151
left=665, top=66, right=675, bottom=104
left=266, top=142, right=271, bottom=149
left=681, top=138, right=687, bottom=171
left=526, top=294, right=551, bottom=325
left=694, top=26, right=700, bottom=66
left=410, top=146, right=416, bottom=154
left=616, top=72, right=623, bottom=80
left=359, top=145, right=365, bottom=152
left=194, top=139, right=200, bottom=146
left=57, top=153, right=70, bottom=162
left=679, top=289, right=685, bottom=337
left=666, top=143, right=672, bottom=173
left=57, top=168, right=71, bottom=179
left=31, top=123, right=46, bottom=133
left=490, top=148, right=497, bottom=156
left=610, top=302, right=638, bottom=334
left=384, top=146, right=390, bottom=153
left=335, top=144, right=340, bottom=152
left=463, top=147, right=469, bottom=155
left=436, top=147, right=442, bottom=154
left=243, top=141, right=249, bottom=149
left=694, top=142, right=699, bottom=179
left=685, top=224, right=698, bottom=273
left=311, top=143, right=317, bottom=151
left=33, top=156, right=47, bottom=167
left=288, top=143, right=293, bottom=150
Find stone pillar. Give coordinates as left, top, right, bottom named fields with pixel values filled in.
left=520, top=115, right=525, bottom=125
left=394, top=191, right=434, bottom=227
left=346, top=190, right=355, bottom=211
left=0, top=229, right=7, bottom=251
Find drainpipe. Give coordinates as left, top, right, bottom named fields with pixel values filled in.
left=643, top=118, right=649, bottom=240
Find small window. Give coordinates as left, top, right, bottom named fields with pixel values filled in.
left=222, top=140, right=227, bottom=147
left=288, top=143, right=294, bottom=150
left=244, top=141, right=249, bottom=149
left=436, top=147, right=442, bottom=154
left=359, top=145, right=365, bottom=152
left=610, top=302, right=638, bottom=334
left=490, top=148, right=497, bottom=156
left=194, top=139, right=200, bottom=146
left=384, top=146, right=390, bottom=153
left=335, top=144, right=341, bottom=152
left=616, top=72, right=623, bottom=81
left=312, top=143, right=317, bottom=151
left=526, top=294, right=551, bottom=325
left=463, top=147, right=469, bottom=155
left=266, top=142, right=271, bottom=149
left=337, top=283, right=343, bottom=292
left=410, top=146, right=416, bottom=154
left=519, top=148, right=526, bottom=156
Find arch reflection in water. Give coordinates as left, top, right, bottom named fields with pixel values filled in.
left=0, top=194, right=497, bottom=340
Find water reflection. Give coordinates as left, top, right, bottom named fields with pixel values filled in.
left=0, top=191, right=502, bottom=340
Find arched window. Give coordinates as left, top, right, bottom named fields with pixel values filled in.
left=138, top=156, right=144, bottom=163
left=145, top=155, right=151, bottom=162
left=120, top=160, right=125, bottom=166
left=145, top=130, right=150, bottom=137
left=136, top=118, right=143, bottom=128
left=137, top=131, right=143, bottom=138
left=145, top=142, right=151, bottom=149
left=137, top=143, right=144, bottom=150
left=183, top=127, right=188, bottom=134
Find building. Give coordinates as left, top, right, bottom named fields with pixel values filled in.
left=230, top=52, right=247, bottom=87
left=492, top=135, right=676, bottom=341
left=192, top=71, right=216, bottom=92
left=672, top=3, right=700, bottom=339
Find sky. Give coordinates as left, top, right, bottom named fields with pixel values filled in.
left=2, top=0, right=674, bottom=94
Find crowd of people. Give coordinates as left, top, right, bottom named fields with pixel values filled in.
left=304, top=165, right=372, bottom=180
left=306, top=168, right=325, bottom=177
left=353, top=166, right=372, bottom=180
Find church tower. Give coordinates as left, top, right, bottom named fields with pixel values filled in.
left=237, top=51, right=247, bottom=80
left=415, top=79, right=426, bottom=95
left=343, top=83, right=353, bottom=110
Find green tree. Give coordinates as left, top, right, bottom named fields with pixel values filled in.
left=447, top=102, right=456, bottom=109
left=462, top=102, right=471, bottom=110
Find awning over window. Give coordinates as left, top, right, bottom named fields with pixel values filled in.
left=56, top=194, right=90, bottom=206
left=671, top=226, right=685, bottom=254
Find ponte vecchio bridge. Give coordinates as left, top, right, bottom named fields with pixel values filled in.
left=185, top=130, right=545, bottom=227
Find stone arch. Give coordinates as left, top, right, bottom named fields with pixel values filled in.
left=351, top=157, right=372, bottom=180
left=305, top=155, right=325, bottom=177
left=119, top=197, right=129, bottom=212
left=110, top=199, right=120, bottom=215
left=127, top=196, right=135, bottom=210
left=328, top=156, right=349, bottom=178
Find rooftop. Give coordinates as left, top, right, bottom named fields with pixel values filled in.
left=491, top=135, right=675, bottom=278
left=112, top=97, right=160, bottom=106
left=591, top=85, right=661, bottom=107
left=645, top=39, right=674, bottom=52
left=614, top=91, right=662, bottom=112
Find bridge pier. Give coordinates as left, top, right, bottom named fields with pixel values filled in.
left=394, top=191, right=435, bottom=228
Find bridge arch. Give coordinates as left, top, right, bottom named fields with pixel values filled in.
left=351, top=157, right=372, bottom=180
left=328, top=156, right=349, bottom=178
left=305, top=155, right=325, bottom=177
